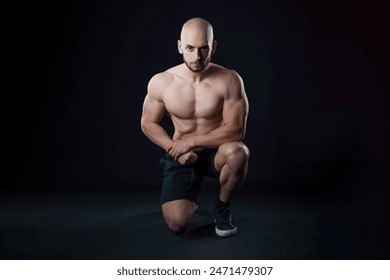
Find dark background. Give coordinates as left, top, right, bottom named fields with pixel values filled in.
left=6, top=0, right=389, bottom=191
left=2, top=0, right=389, bottom=259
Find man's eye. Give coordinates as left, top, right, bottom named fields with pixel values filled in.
left=201, top=47, right=209, bottom=52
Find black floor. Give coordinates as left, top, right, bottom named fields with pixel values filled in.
left=1, top=182, right=389, bottom=260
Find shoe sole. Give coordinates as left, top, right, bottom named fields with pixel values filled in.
left=215, top=226, right=237, bottom=237
left=214, top=218, right=238, bottom=237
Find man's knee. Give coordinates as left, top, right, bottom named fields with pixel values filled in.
left=219, top=142, right=250, bottom=167
left=165, top=217, right=189, bottom=233
left=161, top=200, right=196, bottom=233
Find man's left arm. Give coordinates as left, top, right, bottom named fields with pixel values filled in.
left=169, top=71, right=249, bottom=160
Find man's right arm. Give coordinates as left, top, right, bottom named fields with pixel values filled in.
left=140, top=75, right=173, bottom=152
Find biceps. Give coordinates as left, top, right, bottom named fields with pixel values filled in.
left=222, top=98, right=248, bottom=127
left=141, top=95, right=166, bottom=123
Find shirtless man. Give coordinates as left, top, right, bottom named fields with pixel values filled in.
left=141, top=17, right=249, bottom=237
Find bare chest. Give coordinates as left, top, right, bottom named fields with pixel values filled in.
left=163, top=83, right=223, bottom=119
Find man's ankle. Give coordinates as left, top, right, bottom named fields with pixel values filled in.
left=215, top=197, right=230, bottom=210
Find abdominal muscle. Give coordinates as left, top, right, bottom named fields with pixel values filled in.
left=171, top=115, right=222, bottom=151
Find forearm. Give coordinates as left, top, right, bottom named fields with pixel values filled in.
left=190, top=125, right=244, bottom=149
left=141, top=121, right=173, bottom=152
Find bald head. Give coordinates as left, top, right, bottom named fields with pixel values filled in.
left=180, top=17, right=214, bottom=45
left=178, top=18, right=216, bottom=73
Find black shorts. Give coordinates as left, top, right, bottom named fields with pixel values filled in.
left=159, top=148, right=219, bottom=205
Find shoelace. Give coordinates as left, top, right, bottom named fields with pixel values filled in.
left=219, top=208, right=233, bottom=225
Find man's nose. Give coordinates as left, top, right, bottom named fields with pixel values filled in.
left=194, top=49, right=201, bottom=59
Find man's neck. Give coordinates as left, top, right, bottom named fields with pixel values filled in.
left=182, top=63, right=211, bottom=83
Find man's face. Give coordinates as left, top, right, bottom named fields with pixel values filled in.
left=181, top=43, right=213, bottom=72
left=178, top=29, right=215, bottom=73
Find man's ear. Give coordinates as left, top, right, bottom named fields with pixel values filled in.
left=177, top=40, right=183, bottom=54
left=211, top=40, right=217, bottom=55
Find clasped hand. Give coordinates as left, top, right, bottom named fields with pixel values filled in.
left=168, top=140, right=197, bottom=165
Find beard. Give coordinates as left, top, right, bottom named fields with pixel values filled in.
left=183, top=56, right=211, bottom=73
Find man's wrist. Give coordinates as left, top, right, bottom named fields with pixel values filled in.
left=189, top=137, right=200, bottom=149
left=164, top=141, right=173, bottom=152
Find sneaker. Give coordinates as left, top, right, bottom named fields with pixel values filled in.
left=214, top=207, right=237, bottom=237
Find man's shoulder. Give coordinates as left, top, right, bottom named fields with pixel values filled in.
left=210, top=63, right=238, bottom=74
left=210, top=63, right=242, bottom=81
left=147, top=65, right=183, bottom=96
left=149, top=65, right=182, bottom=84
left=149, top=71, right=173, bottom=84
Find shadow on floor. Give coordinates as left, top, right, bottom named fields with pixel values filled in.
left=0, top=185, right=389, bottom=260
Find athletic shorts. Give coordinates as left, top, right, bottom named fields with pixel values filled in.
left=159, top=148, right=219, bottom=205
